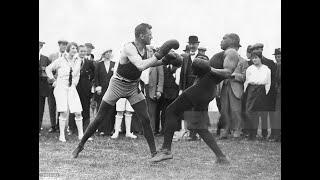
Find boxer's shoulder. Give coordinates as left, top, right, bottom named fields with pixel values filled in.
left=123, top=42, right=138, bottom=57
left=224, top=48, right=238, bottom=57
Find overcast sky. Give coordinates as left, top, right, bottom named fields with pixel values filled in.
left=39, top=0, right=281, bottom=61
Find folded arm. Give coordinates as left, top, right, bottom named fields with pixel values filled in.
left=210, top=49, right=239, bottom=79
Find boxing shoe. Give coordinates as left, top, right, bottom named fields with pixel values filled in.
left=150, top=148, right=173, bottom=163
left=215, top=156, right=230, bottom=164
left=72, top=145, right=84, bottom=158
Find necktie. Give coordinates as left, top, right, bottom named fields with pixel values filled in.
left=81, top=59, right=84, bottom=68
left=69, top=67, right=73, bottom=87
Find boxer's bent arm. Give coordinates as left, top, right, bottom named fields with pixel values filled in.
left=124, top=44, right=158, bottom=71
left=210, top=49, right=239, bottom=79
left=149, top=60, right=165, bottom=67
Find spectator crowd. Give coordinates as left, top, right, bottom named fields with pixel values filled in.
left=39, top=35, right=281, bottom=143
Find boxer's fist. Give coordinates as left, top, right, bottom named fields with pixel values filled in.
left=162, top=52, right=183, bottom=67
left=154, top=39, right=179, bottom=60
left=191, top=57, right=211, bottom=76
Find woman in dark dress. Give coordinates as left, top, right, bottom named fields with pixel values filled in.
left=242, top=52, right=271, bottom=140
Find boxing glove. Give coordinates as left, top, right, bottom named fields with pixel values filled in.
left=162, top=52, right=183, bottom=67
left=191, top=57, right=211, bottom=76
left=154, top=39, right=180, bottom=60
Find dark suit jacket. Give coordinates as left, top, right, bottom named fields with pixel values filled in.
left=163, top=65, right=179, bottom=100
left=179, top=53, right=197, bottom=91
left=248, top=56, right=277, bottom=111
left=94, top=61, right=115, bottom=96
left=77, top=58, right=95, bottom=97
left=39, top=54, right=51, bottom=97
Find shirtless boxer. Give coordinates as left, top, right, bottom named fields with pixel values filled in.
left=150, top=33, right=242, bottom=164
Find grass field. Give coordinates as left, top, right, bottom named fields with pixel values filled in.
left=39, top=101, right=281, bottom=180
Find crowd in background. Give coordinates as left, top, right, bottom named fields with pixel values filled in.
left=39, top=35, right=281, bottom=143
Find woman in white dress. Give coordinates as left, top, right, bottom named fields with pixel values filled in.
left=46, top=42, right=83, bottom=142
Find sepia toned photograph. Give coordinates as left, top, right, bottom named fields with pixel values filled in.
left=39, top=0, right=281, bottom=179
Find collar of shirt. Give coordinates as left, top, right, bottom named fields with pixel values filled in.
left=104, top=60, right=110, bottom=72
left=59, top=52, right=64, bottom=58
left=190, top=50, right=198, bottom=61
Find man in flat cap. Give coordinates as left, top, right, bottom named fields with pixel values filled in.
left=248, top=43, right=277, bottom=140
left=39, top=41, right=51, bottom=134
left=196, top=47, right=209, bottom=60
left=85, top=43, right=95, bottom=61
left=46, top=39, right=69, bottom=133
left=269, top=48, right=281, bottom=142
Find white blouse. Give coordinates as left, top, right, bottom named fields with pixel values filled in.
left=244, top=64, right=271, bottom=94
left=46, top=54, right=81, bottom=87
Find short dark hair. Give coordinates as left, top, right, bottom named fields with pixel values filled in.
left=251, top=51, right=263, bottom=60
left=78, top=45, right=86, bottom=49
left=135, top=23, right=152, bottom=39
left=66, top=42, right=79, bottom=53
left=228, top=33, right=241, bottom=47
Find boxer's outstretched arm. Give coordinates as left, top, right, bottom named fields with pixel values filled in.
left=210, top=49, right=239, bottom=79
left=124, top=43, right=159, bottom=71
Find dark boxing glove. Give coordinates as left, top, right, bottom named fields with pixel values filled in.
left=191, top=57, right=211, bottom=76
left=162, top=52, right=183, bottom=67
left=154, top=39, right=180, bottom=60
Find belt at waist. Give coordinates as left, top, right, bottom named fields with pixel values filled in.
left=114, top=73, right=140, bottom=83
left=248, top=83, right=265, bottom=87
left=187, top=75, right=197, bottom=78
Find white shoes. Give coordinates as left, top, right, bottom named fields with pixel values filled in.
left=59, top=136, right=66, bottom=142
left=111, top=132, right=137, bottom=139
left=125, top=132, right=137, bottom=139
left=111, top=132, right=119, bottom=139
left=78, top=135, right=83, bottom=140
